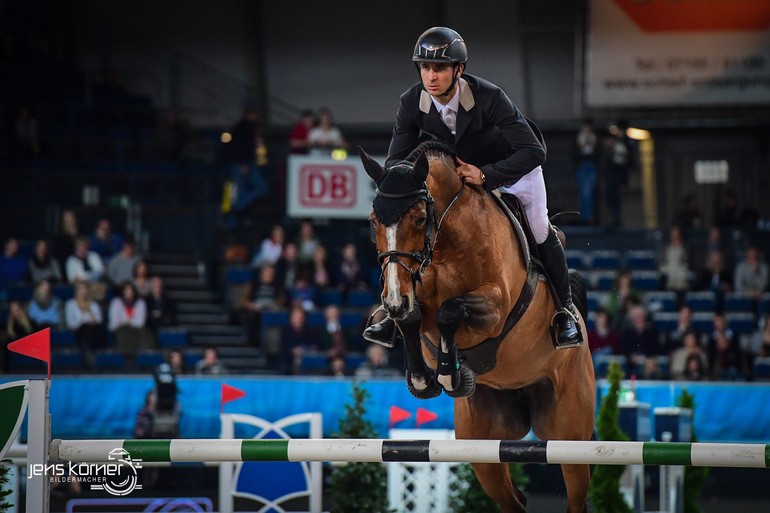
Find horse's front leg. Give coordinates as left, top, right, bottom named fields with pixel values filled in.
left=396, top=304, right=442, bottom=400
left=436, top=285, right=503, bottom=398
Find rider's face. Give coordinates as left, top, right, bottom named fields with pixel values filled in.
left=420, top=62, right=461, bottom=101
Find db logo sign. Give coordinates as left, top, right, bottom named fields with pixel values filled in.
left=299, top=164, right=357, bottom=208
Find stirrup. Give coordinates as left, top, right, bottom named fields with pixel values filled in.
left=363, top=316, right=398, bottom=349
left=549, top=307, right=583, bottom=349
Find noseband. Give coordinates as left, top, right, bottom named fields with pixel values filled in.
left=375, top=179, right=465, bottom=289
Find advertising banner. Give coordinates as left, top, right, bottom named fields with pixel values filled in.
left=586, top=0, right=770, bottom=107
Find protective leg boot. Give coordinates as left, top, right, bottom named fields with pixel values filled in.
left=537, top=227, right=583, bottom=348
left=363, top=317, right=398, bottom=348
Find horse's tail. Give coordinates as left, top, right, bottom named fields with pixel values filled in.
left=569, top=269, right=588, bottom=320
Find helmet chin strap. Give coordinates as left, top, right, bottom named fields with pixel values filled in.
left=437, top=65, right=462, bottom=98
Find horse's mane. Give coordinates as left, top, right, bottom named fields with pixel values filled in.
left=405, top=140, right=455, bottom=164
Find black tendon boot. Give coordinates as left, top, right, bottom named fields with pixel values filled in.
left=537, top=227, right=583, bottom=348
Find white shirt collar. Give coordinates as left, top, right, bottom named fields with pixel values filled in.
left=430, top=86, right=461, bottom=116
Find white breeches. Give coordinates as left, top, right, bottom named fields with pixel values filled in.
left=500, top=166, right=550, bottom=244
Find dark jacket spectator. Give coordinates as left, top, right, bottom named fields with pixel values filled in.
left=28, top=239, right=63, bottom=284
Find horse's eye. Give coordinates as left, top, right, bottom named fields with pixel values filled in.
left=416, top=216, right=427, bottom=228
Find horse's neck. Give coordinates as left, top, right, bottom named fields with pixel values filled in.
left=427, top=161, right=464, bottom=214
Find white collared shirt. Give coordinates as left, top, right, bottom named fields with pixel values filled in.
left=431, top=87, right=461, bottom=134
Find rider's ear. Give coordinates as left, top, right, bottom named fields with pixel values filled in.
left=413, top=152, right=429, bottom=183
left=358, top=146, right=386, bottom=183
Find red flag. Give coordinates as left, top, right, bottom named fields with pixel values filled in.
left=389, top=405, right=411, bottom=427
left=7, top=328, right=50, bottom=379
left=416, top=407, right=438, bottom=427
left=220, top=383, right=247, bottom=412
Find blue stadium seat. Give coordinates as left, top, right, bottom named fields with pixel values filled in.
left=184, top=351, right=202, bottom=369
left=9, top=353, right=47, bottom=372
left=753, top=357, right=770, bottom=381
left=684, top=291, right=717, bottom=312
left=135, top=351, right=165, bottom=372
left=624, top=250, right=657, bottom=271
left=53, top=285, right=75, bottom=301
left=643, top=291, right=677, bottom=313
left=691, top=312, right=715, bottom=333
left=593, top=354, right=627, bottom=378
left=347, top=289, right=378, bottom=308
left=340, top=310, right=365, bottom=327
left=592, top=271, right=616, bottom=291
left=306, top=310, right=325, bottom=328
left=631, top=271, right=662, bottom=291
left=588, top=251, right=621, bottom=270
left=726, top=313, right=756, bottom=335
left=723, top=292, right=754, bottom=313
left=586, top=291, right=608, bottom=312
left=261, top=310, right=289, bottom=327
left=52, top=350, right=85, bottom=371
left=585, top=311, right=597, bottom=332
left=7, top=284, right=34, bottom=302
left=760, top=294, right=770, bottom=315
left=317, top=289, right=343, bottom=307
left=226, top=266, right=255, bottom=284
left=300, top=351, right=329, bottom=372
left=93, top=351, right=126, bottom=371
left=51, top=329, right=77, bottom=348
left=157, top=328, right=188, bottom=348
left=345, top=352, right=366, bottom=371
left=565, top=250, right=587, bottom=270
left=653, top=312, right=678, bottom=334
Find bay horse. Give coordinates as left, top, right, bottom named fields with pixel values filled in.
left=360, top=142, right=595, bottom=513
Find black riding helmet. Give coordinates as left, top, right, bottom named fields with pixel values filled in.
left=412, top=27, right=468, bottom=64
left=412, top=27, right=467, bottom=98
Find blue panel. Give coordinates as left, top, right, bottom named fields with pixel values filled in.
left=236, top=461, right=307, bottom=502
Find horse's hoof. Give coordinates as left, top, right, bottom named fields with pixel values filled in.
left=444, top=365, right=476, bottom=398
left=406, top=371, right=442, bottom=400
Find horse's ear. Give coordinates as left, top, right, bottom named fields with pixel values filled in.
left=357, top=146, right=386, bottom=182
left=413, top=152, right=429, bottom=183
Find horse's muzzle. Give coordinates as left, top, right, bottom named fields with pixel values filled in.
left=385, top=295, right=413, bottom=321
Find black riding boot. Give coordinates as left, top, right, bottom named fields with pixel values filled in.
left=363, top=313, right=399, bottom=348
left=537, top=227, right=583, bottom=348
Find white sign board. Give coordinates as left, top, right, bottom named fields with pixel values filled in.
left=586, top=0, right=770, bottom=107
left=286, top=155, right=379, bottom=219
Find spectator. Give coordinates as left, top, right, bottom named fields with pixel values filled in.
left=109, top=282, right=153, bottom=357
left=288, top=109, right=316, bottom=155
left=700, top=250, right=732, bottom=297
left=134, top=391, right=158, bottom=439
left=288, top=276, right=316, bottom=311
left=275, top=242, right=302, bottom=293
left=66, top=236, right=106, bottom=297
left=659, top=225, right=690, bottom=292
left=664, top=305, right=698, bottom=354
left=0, top=237, right=27, bottom=288
left=602, top=121, right=634, bottom=227
left=733, top=245, right=768, bottom=299
left=166, top=348, right=187, bottom=375
left=676, top=192, right=703, bottom=230
left=670, top=331, right=708, bottom=380
left=27, top=279, right=62, bottom=329
left=328, top=355, right=348, bottom=378
left=145, top=276, right=177, bottom=336
left=707, top=313, right=743, bottom=380
left=250, top=224, right=285, bottom=269
left=319, top=305, right=347, bottom=361
left=28, top=239, right=63, bottom=285
left=244, top=264, right=282, bottom=346
left=152, top=108, right=190, bottom=161
left=53, top=209, right=81, bottom=265
left=749, top=313, right=770, bottom=358
left=4, top=300, right=34, bottom=342
left=715, top=190, right=742, bottom=228
left=310, top=244, right=332, bottom=290
left=619, top=305, right=661, bottom=369
left=132, top=260, right=152, bottom=298
left=574, top=118, right=599, bottom=225
left=355, top=343, right=400, bottom=379
left=65, top=281, right=107, bottom=359
left=12, top=106, right=40, bottom=160
left=588, top=309, right=619, bottom=355
left=307, top=107, right=347, bottom=156
left=296, top=220, right=321, bottom=264
left=195, top=346, right=227, bottom=375
left=89, top=219, right=123, bottom=260
left=107, top=237, right=140, bottom=287
left=279, top=305, right=318, bottom=375
left=606, top=269, right=641, bottom=330
left=224, top=107, right=267, bottom=228
left=640, top=357, right=665, bottom=380
left=335, top=243, right=368, bottom=295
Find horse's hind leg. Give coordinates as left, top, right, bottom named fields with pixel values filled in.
left=471, top=463, right=527, bottom=513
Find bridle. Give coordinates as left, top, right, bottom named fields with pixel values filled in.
left=374, top=178, right=465, bottom=290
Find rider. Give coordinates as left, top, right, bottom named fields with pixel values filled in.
left=363, top=26, right=582, bottom=348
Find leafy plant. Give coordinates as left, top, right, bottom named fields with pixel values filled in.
left=677, top=389, right=708, bottom=513
left=589, top=361, right=633, bottom=513
left=329, top=380, right=391, bottom=513
left=0, top=463, right=12, bottom=513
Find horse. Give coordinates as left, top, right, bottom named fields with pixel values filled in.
left=359, top=141, right=595, bottom=513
